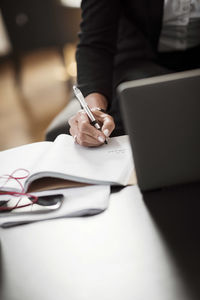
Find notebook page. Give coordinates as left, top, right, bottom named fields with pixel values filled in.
left=0, top=141, right=52, bottom=191
left=30, top=134, right=134, bottom=186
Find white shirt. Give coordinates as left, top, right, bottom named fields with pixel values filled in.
left=158, top=0, right=200, bottom=52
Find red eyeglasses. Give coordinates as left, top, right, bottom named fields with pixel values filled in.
left=0, top=168, right=38, bottom=212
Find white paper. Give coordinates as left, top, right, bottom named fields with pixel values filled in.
left=0, top=141, right=51, bottom=191
left=0, top=135, right=134, bottom=192
left=29, top=134, right=134, bottom=186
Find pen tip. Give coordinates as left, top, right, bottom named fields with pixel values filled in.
left=73, top=85, right=78, bottom=93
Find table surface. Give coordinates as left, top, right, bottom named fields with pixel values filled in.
left=1, top=183, right=200, bottom=300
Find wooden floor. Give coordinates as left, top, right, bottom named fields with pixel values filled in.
left=0, top=45, right=76, bottom=151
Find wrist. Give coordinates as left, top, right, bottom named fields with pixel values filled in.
left=85, top=93, right=108, bottom=111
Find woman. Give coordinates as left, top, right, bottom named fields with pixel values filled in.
left=69, top=0, right=200, bottom=147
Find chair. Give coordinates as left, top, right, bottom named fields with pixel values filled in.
left=1, top=0, right=81, bottom=83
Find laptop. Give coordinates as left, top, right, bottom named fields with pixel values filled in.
left=118, top=68, right=200, bottom=191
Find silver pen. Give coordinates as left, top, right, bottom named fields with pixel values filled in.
left=73, top=85, right=101, bottom=130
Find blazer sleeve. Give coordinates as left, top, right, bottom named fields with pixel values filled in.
left=76, top=0, right=120, bottom=108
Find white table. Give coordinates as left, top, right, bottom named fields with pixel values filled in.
left=1, top=184, right=200, bottom=300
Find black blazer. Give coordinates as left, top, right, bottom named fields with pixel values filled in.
left=76, top=0, right=165, bottom=106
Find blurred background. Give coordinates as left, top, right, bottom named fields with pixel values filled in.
left=0, top=0, right=81, bottom=150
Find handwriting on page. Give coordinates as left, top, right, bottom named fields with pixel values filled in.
left=107, top=149, right=128, bottom=155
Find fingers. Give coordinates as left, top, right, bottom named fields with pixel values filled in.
left=68, top=110, right=107, bottom=147
left=91, top=108, right=115, bottom=138
left=101, top=116, right=115, bottom=137
left=68, top=109, right=115, bottom=147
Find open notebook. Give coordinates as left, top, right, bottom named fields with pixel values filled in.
left=0, top=134, right=135, bottom=194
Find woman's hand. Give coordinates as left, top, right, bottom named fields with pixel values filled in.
left=68, top=93, right=115, bottom=147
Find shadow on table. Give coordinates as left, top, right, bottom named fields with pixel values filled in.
left=143, top=182, right=200, bottom=300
